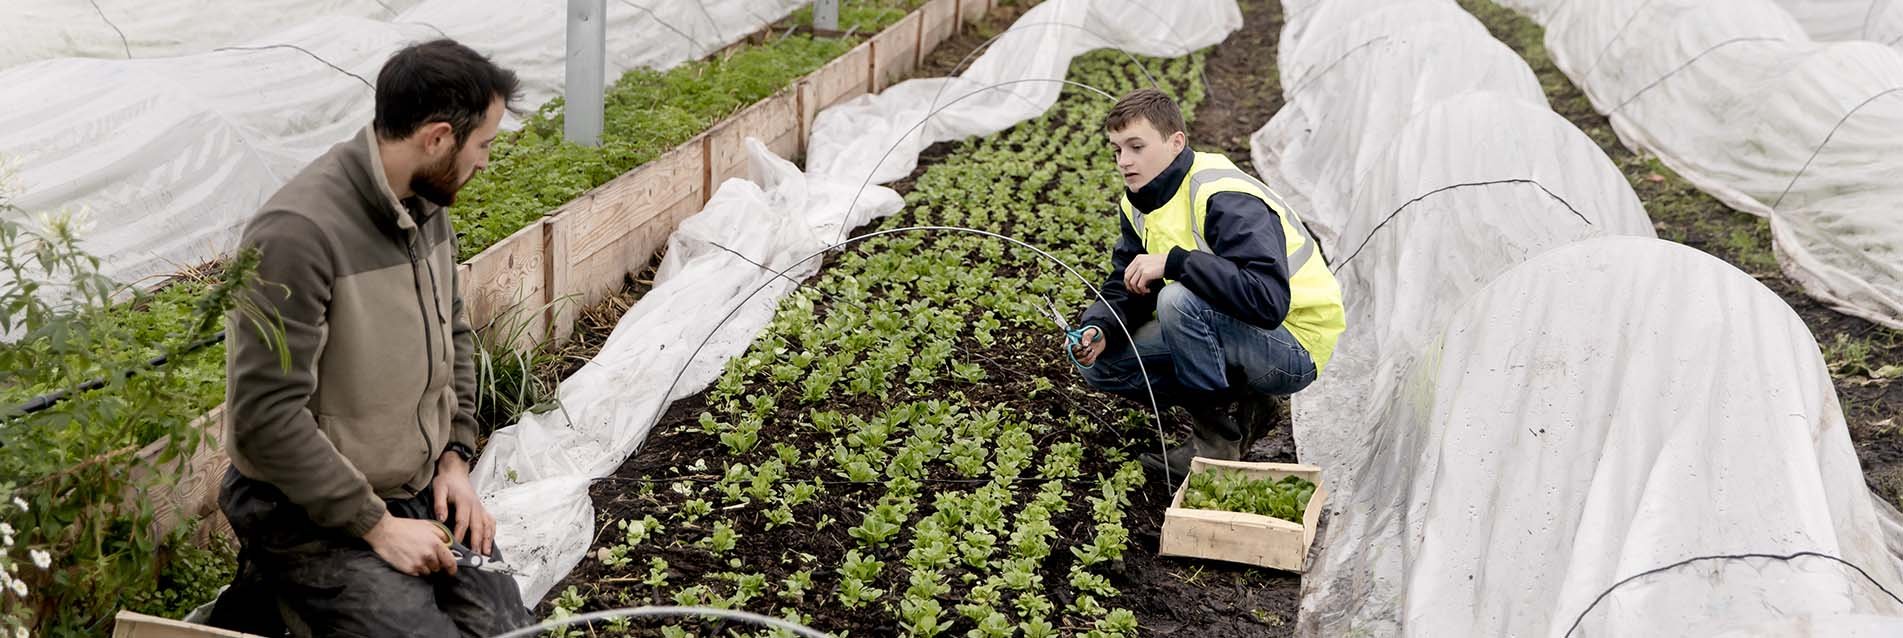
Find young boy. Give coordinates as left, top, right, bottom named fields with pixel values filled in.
left=1071, top=89, right=1345, bottom=477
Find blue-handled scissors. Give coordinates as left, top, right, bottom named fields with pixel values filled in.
left=1044, top=300, right=1096, bottom=370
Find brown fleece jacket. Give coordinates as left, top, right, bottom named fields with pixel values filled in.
left=224, top=126, right=480, bottom=536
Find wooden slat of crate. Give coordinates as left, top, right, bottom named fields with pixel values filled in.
left=129, top=406, right=233, bottom=545
left=464, top=218, right=549, bottom=351
left=114, top=611, right=263, bottom=638
left=1159, top=458, right=1326, bottom=572
left=799, top=42, right=874, bottom=140
left=919, top=0, right=959, bottom=64
left=870, top=10, right=922, bottom=92
left=545, top=141, right=705, bottom=340
left=707, top=90, right=801, bottom=189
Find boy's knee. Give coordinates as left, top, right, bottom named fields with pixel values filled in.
left=1155, top=284, right=1205, bottom=324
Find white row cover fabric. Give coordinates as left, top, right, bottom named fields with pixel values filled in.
left=1772, top=0, right=1903, bottom=46
left=1255, top=0, right=1903, bottom=635
left=0, top=0, right=802, bottom=286
left=468, top=0, right=1242, bottom=603
left=1484, top=0, right=1903, bottom=330
left=0, top=1, right=426, bottom=69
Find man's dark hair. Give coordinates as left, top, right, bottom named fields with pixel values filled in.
left=373, top=39, right=521, bottom=146
left=1104, top=88, right=1186, bottom=137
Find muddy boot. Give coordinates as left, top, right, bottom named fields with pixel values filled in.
left=1141, top=404, right=1243, bottom=479
left=1236, top=393, right=1286, bottom=454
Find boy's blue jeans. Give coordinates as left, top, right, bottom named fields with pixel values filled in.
left=1081, top=284, right=1317, bottom=407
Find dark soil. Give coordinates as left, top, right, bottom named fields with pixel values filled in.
left=543, top=2, right=1308, bottom=635
left=1458, top=0, right=1903, bottom=514
left=1191, top=0, right=1287, bottom=179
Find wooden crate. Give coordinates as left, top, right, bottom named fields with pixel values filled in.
left=870, top=11, right=922, bottom=92
left=113, top=611, right=263, bottom=638
left=919, top=0, right=959, bottom=64
left=1159, top=458, right=1326, bottom=572
left=544, top=141, right=705, bottom=340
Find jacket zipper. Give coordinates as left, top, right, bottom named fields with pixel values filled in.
left=405, top=238, right=437, bottom=474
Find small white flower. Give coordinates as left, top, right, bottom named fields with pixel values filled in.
left=0, top=523, right=13, bottom=536
left=9, top=578, right=25, bottom=597
left=29, top=550, right=49, bottom=570
left=10, top=497, right=25, bottom=512
left=3, top=534, right=12, bottom=548
left=15, top=623, right=28, bottom=638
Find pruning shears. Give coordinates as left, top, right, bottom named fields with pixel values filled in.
left=431, top=519, right=521, bottom=577
left=1044, top=299, right=1095, bottom=370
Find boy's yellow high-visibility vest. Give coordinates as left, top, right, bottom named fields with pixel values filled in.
left=1118, top=152, right=1346, bottom=372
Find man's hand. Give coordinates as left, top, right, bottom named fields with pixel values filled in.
left=1072, top=326, right=1106, bottom=366
left=1123, top=254, right=1169, bottom=295
left=363, top=513, right=457, bottom=577
left=433, top=453, right=496, bottom=557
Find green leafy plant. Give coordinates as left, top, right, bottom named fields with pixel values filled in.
left=1183, top=470, right=1317, bottom=523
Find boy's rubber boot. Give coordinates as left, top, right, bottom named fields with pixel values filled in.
left=1236, top=393, right=1286, bottom=453
left=1141, top=404, right=1244, bottom=481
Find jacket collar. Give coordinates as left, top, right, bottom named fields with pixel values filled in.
left=1124, top=146, right=1195, bottom=213
left=344, top=126, right=430, bottom=233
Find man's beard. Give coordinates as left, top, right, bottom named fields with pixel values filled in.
left=412, top=147, right=464, bottom=207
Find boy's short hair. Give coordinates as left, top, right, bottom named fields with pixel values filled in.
left=1104, top=88, right=1186, bottom=137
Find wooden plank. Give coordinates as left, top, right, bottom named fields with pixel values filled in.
left=130, top=406, right=233, bottom=545
left=800, top=42, right=874, bottom=138
left=114, top=611, right=264, bottom=638
left=545, top=140, right=705, bottom=334
left=919, top=0, right=959, bottom=65
left=870, top=11, right=922, bottom=92
left=707, top=90, right=801, bottom=188
left=1158, top=458, right=1325, bottom=572
left=960, top=0, right=992, bottom=26
left=464, top=219, right=549, bottom=351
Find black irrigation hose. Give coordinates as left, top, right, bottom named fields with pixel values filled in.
left=1329, top=179, right=1594, bottom=273
left=4, top=331, right=228, bottom=421
left=1561, top=550, right=1903, bottom=638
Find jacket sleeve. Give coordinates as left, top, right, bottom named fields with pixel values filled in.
left=225, top=211, right=388, bottom=537
left=1079, top=210, right=1157, bottom=350
left=1163, top=191, right=1294, bottom=330
left=449, top=248, right=480, bottom=454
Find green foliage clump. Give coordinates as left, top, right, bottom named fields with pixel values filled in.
left=451, top=35, right=856, bottom=258
left=1182, top=470, right=1316, bottom=523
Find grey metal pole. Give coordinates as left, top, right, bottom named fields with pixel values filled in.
left=564, top=0, right=606, bottom=146
left=814, top=0, right=839, bottom=31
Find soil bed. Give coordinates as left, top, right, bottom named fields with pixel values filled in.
left=545, top=3, right=1306, bottom=635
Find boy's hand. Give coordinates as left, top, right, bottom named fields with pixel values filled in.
left=1073, top=326, right=1106, bottom=366
left=1124, top=254, right=1169, bottom=294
